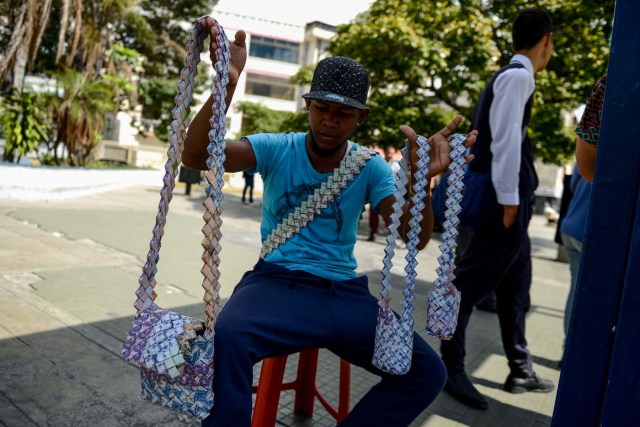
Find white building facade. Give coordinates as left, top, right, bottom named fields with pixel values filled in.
left=205, top=10, right=338, bottom=140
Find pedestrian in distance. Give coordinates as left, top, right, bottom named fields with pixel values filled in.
left=178, top=165, right=202, bottom=195
left=182, top=17, right=477, bottom=427
left=242, top=170, right=254, bottom=204
left=440, top=7, right=556, bottom=411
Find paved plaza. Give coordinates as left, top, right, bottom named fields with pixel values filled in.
left=0, top=182, right=568, bottom=426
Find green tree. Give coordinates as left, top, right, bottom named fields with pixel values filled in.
left=237, top=101, right=298, bottom=135
left=104, top=43, right=144, bottom=113
left=0, top=0, right=220, bottom=166
left=46, top=68, right=114, bottom=165
left=0, top=91, right=50, bottom=162
left=23, top=0, right=217, bottom=143
left=123, top=0, right=218, bottom=140
left=56, top=0, right=136, bottom=76
left=329, top=0, right=614, bottom=164
left=0, top=0, right=53, bottom=90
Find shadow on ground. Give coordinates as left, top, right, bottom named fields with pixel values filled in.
left=2, top=267, right=553, bottom=427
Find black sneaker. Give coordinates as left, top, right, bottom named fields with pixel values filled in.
left=503, top=372, right=555, bottom=394
left=444, top=371, right=488, bottom=410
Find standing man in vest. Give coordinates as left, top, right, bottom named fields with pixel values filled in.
left=441, top=8, right=555, bottom=410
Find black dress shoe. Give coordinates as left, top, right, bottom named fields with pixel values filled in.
left=444, top=371, right=488, bottom=410
left=503, top=372, right=555, bottom=394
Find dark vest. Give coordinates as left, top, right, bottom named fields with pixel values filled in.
left=469, top=62, right=539, bottom=198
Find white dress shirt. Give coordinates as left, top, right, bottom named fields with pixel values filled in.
left=489, top=54, right=536, bottom=206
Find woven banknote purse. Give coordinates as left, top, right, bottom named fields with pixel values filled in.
left=372, top=136, right=429, bottom=375
left=120, top=17, right=230, bottom=420
left=372, top=134, right=466, bottom=374
left=424, top=133, right=466, bottom=339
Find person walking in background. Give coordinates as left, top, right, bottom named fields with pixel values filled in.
left=242, top=170, right=254, bottom=203
left=559, top=75, right=606, bottom=362
left=367, top=146, right=400, bottom=241
left=179, top=165, right=202, bottom=195
left=440, top=8, right=555, bottom=410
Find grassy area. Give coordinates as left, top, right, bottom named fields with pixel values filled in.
left=82, top=160, right=155, bottom=170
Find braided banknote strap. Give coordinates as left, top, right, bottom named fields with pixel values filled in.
left=372, top=135, right=430, bottom=375
left=260, top=146, right=376, bottom=259
left=121, top=18, right=228, bottom=420
left=131, top=18, right=229, bottom=333
left=425, top=134, right=466, bottom=339
left=134, top=20, right=207, bottom=313
left=200, top=23, right=231, bottom=332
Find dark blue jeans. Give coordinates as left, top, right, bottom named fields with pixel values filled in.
left=561, top=233, right=583, bottom=341
left=202, top=260, right=446, bottom=427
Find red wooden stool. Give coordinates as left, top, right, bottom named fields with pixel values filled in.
left=251, top=348, right=351, bottom=427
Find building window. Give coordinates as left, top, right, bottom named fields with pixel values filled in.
left=245, top=73, right=295, bottom=101
left=249, top=35, right=300, bottom=64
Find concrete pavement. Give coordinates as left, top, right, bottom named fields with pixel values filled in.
left=0, top=182, right=569, bottom=427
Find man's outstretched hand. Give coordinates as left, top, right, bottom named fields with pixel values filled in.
left=400, top=115, right=477, bottom=180
left=203, top=17, right=247, bottom=87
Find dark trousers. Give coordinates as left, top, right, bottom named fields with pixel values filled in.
left=441, top=196, right=534, bottom=377
left=202, top=260, right=446, bottom=427
left=368, top=205, right=390, bottom=236
left=242, top=182, right=254, bottom=203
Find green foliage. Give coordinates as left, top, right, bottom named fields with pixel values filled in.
left=329, top=0, right=614, bottom=164
left=83, top=160, right=150, bottom=169
left=290, top=65, right=315, bottom=86
left=280, top=111, right=309, bottom=135
left=0, top=90, right=50, bottom=163
left=125, top=0, right=218, bottom=124
left=138, top=77, right=181, bottom=141
left=38, top=153, right=58, bottom=166
left=28, top=0, right=217, bottom=140
left=529, top=101, right=575, bottom=165
left=46, top=68, right=115, bottom=165
left=237, top=101, right=299, bottom=135
left=128, top=0, right=218, bottom=75
left=0, top=1, right=20, bottom=64
left=7, top=0, right=614, bottom=167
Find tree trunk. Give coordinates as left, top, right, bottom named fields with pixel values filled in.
left=12, top=43, right=28, bottom=91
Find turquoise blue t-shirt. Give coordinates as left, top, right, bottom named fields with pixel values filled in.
left=246, top=132, right=395, bottom=280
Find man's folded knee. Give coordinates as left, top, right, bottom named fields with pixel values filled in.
left=410, top=347, right=447, bottom=391
left=213, top=316, right=249, bottom=346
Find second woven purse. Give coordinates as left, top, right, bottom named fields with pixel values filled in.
left=373, top=133, right=467, bottom=374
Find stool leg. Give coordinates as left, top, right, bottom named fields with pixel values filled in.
left=252, top=356, right=288, bottom=427
left=293, top=348, right=320, bottom=417
left=337, top=359, right=351, bottom=422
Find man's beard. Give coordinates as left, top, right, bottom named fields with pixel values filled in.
left=308, top=131, right=348, bottom=158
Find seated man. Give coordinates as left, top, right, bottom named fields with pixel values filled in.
left=182, top=18, right=476, bottom=427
